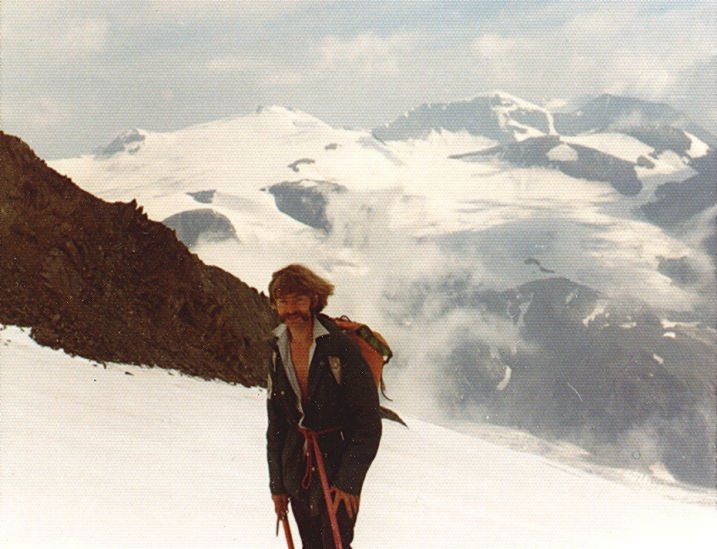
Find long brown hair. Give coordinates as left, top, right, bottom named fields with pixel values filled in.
left=268, top=264, right=335, bottom=313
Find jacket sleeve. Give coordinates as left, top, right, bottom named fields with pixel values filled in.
left=333, top=340, right=382, bottom=496
left=266, top=351, right=287, bottom=495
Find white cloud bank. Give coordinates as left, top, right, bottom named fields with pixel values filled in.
left=62, top=18, right=109, bottom=56
left=316, top=32, right=419, bottom=77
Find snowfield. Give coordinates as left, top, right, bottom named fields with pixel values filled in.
left=1, top=325, right=714, bottom=548
left=49, top=106, right=713, bottom=314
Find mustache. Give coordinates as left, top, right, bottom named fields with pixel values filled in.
left=279, top=311, right=311, bottom=322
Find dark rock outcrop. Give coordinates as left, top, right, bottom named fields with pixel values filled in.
left=0, top=131, right=275, bottom=386
left=186, top=189, right=216, bottom=204
left=636, top=155, right=655, bottom=169
left=384, top=273, right=716, bottom=487
left=373, top=93, right=551, bottom=143
left=625, top=126, right=693, bottom=156
left=564, top=143, right=642, bottom=195
left=451, top=135, right=561, bottom=163
left=641, top=150, right=717, bottom=227
left=452, top=136, right=642, bottom=196
left=524, top=257, right=556, bottom=274
left=288, top=158, right=315, bottom=172
left=162, top=208, right=238, bottom=248
left=264, top=179, right=346, bottom=231
left=94, top=129, right=146, bottom=158
left=554, top=94, right=716, bottom=147
left=656, top=256, right=700, bottom=286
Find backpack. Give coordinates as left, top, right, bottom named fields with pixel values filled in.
left=331, top=315, right=393, bottom=400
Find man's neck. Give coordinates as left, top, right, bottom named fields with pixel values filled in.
left=287, top=315, right=314, bottom=345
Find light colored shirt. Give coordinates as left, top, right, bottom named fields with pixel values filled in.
left=272, top=316, right=330, bottom=426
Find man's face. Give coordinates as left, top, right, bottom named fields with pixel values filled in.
left=274, top=292, right=313, bottom=326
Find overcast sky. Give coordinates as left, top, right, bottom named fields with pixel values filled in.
left=2, top=0, right=715, bottom=160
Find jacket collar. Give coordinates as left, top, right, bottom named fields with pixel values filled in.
left=272, top=315, right=330, bottom=341
left=272, top=314, right=332, bottom=424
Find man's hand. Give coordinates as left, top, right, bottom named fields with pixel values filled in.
left=272, top=493, right=289, bottom=518
left=329, top=486, right=360, bottom=519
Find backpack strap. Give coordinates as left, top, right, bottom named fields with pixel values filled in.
left=331, top=315, right=394, bottom=400
left=333, top=315, right=393, bottom=365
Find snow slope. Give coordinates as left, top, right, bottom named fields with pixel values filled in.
left=1, top=325, right=714, bottom=548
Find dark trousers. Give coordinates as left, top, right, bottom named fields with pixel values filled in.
left=290, top=496, right=357, bottom=549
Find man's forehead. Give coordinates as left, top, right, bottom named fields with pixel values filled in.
left=276, top=291, right=311, bottom=299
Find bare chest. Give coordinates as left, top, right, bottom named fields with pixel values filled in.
left=290, top=341, right=312, bottom=397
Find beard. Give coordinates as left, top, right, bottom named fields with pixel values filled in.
left=279, top=311, right=311, bottom=323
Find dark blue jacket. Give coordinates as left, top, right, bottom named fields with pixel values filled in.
left=266, top=313, right=382, bottom=515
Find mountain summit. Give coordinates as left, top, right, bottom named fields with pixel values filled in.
left=373, top=91, right=554, bottom=143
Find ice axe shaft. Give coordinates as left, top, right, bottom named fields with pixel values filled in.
left=310, top=435, right=344, bottom=549
left=276, top=513, right=295, bottom=549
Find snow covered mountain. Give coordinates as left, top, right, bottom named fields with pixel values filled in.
left=1, top=325, right=714, bottom=547
left=553, top=94, right=716, bottom=147
left=47, top=93, right=716, bottom=488
left=373, top=91, right=555, bottom=143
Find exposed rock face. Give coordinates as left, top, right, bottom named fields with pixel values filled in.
left=162, top=208, right=238, bottom=248
left=0, top=131, right=275, bottom=386
left=524, top=257, right=555, bottom=274
left=94, top=129, right=146, bottom=158
left=563, top=143, right=642, bottom=195
left=186, top=189, right=216, bottom=204
left=373, top=93, right=551, bottom=143
left=554, top=94, right=716, bottom=146
left=624, top=126, right=693, bottom=156
left=636, top=155, right=656, bottom=168
left=554, top=95, right=680, bottom=134
left=641, top=150, right=717, bottom=227
left=487, top=279, right=716, bottom=488
left=703, top=218, right=717, bottom=270
left=453, top=136, right=642, bottom=196
left=264, top=179, right=347, bottom=231
left=451, top=134, right=561, bottom=163
left=288, top=158, right=316, bottom=172
left=386, top=274, right=716, bottom=487
left=656, top=256, right=700, bottom=286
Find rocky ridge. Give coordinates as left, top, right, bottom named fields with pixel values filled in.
left=0, top=132, right=275, bottom=386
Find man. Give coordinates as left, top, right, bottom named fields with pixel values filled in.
left=266, top=264, right=382, bottom=548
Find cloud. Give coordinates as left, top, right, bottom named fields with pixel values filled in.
left=673, top=54, right=717, bottom=133
left=62, top=18, right=109, bottom=56
left=145, top=0, right=319, bottom=21
left=471, top=33, right=515, bottom=60
left=205, top=57, right=262, bottom=74
left=316, top=32, right=418, bottom=77
left=467, top=3, right=717, bottom=104
left=563, top=5, right=639, bottom=40
left=4, top=96, right=73, bottom=129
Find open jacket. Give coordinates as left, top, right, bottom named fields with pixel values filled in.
left=266, top=313, right=382, bottom=515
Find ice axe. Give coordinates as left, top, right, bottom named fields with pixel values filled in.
left=297, top=426, right=345, bottom=549
left=310, top=434, right=344, bottom=549
left=276, top=511, right=295, bottom=549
